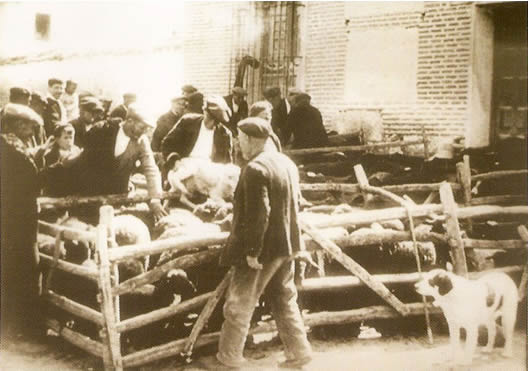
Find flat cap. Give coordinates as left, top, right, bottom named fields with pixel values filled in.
left=232, top=86, right=247, bottom=97
left=181, top=84, right=198, bottom=95
left=30, top=91, right=47, bottom=105
left=126, top=103, right=155, bottom=128
left=10, top=87, right=31, bottom=99
left=237, top=117, right=271, bottom=139
left=3, top=103, right=43, bottom=127
left=79, top=96, right=104, bottom=112
left=287, top=88, right=303, bottom=97
left=123, top=92, right=137, bottom=99
left=205, top=95, right=231, bottom=124
left=171, top=95, right=186, bottom=103
left=263, top=87, right=281, bottom=99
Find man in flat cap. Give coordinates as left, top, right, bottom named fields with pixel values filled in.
left=184, top=91, right=204, bottom=115
left=263, top=87, right=301, bottom=144
left=215, top=117, right=312, bottom=369
left=161, top=95, right=233, bottom=163
left=70, top=96, right=104, bottom=148
left=110, top=92, right=137, bottom=121
left=0, top=87, right=31, bottom=132
left=151, top=96, right=186, bottom=152
left=283, top=92, right=328, bottom=149
left=67, top=104, right=167, bottom=220
left=1, top=104, right=48, bottom=340
left=43, top=78, right=66, bottom=137
left=223, top=86, right=249, bottom=135
left=181, top=84, right=198, bottom=98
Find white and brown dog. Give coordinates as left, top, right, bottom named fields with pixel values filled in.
left=415, top=265, right=518, bottom=365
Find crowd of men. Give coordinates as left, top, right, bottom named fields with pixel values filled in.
left=0, top=78, right=326, bottom=368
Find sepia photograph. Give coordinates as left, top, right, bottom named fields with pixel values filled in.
left=0, top=1, right=526, bottom=370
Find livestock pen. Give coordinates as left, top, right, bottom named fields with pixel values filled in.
left=36, top=157, right=528, bottom=370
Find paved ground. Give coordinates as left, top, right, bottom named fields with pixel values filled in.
left=1, top=328, right=525, bottom=370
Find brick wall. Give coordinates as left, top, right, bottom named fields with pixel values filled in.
left=183, top=2, right=240, bottom=97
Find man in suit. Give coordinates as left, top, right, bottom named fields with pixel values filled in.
left=151, top=96, right=186, bottom=152
left=223, top=86, right=248, bottom=135
left=263, top=87, right=301, bottom=144
left=43, top=78, right=66, bottom=136
left=70, top=96, right=104, bottom=148
left=161, top=95, right=233, bottom=163
left=282, top=92, right=328, bottom=149
left=110, top=92, right=136, bottom=120
left=70, top=104, right=167, bottom=220
left=216, top=117, right=312, bottom=369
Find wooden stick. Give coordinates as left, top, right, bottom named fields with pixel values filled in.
left=112, top=250, right=220, bottom=297
left=422, top=191, right=437, bottom=205
left=457, top=205, right=528, bottom=219
left=121, top=302, right=439, bottom=368
left=38, top=220, right=96, bottom=243
left=38, top=191, right=181, bottom=211
left=107, top=232, right=228, bottom=262
left=300, top=182, right=461, bottom=194
left=439, top=183, right=468, bottom=277
left=45, top=289, right=104, bottom=325
left=285, top=139, right=424, bottom=156
left=115, top=292, right=213, bottom=333
left=298, top=266, right=524, bottom=292
left=182, top=268, right=233, bottom=358
left=516, top=225, right=528, bottom=301
left=97, top=206, right=123, bottom=371
left=462, top=239, right=525, bottom=250
left=39, top=253, right=98, bottom=281
left=46, top=318, right=104, bottom=358
left=422, top=125, right=429, bottom=159
left=471, top=169, right=528, bottom=182
left=470, top=195, right=527, bottom=206
left=44, top=231, right=65, bottom=292
left=353, top=165, right=375, bottom=206
left=300, top=220, right=409, bottom=316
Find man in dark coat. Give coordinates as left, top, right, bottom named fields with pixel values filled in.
left=151, top=96, right=186, bottom=152
left=0, top=104, right=45, bottom=340
left=68, top=104, right=167, bottom=220
left=161, top=95, right=233, bottom=163
left=110, top=92, right=136, bottom=120
left=43, top=78, right=66, bottom=136
left=70, top=96, right=104, bottom=148
left=282, top=92, right=328, bottom=149
left=223, top=87, right=248, bottom=135
left=216, top=117, right=312, bottom=369
left=1, top=87, right=31, bottom=131
left=263, top=87, right=302, bottom=143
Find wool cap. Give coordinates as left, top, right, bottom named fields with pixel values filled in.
left=237, top=117, right=271, bottom=139
left=3, top=103, right=43, bottom=127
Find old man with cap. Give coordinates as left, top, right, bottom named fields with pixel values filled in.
left=215, top=117, right=313, bottom=369
left=161, top=95, right=233, bottom=163
left=223, top=86, right=248, bottom=135
left=70, top=96, right=104, bottom=148
left=151, top=96, right=186, bottom=152
left=1, top=87, right=31, bottom=132
left=110, top=92, right=137, bottom=121
left=1, top=104, right=48, bottom=340
left=68, top=104, right=167, bottom=220
left=283, top=92, right=328, bottom=149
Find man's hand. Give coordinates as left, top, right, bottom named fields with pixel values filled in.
left=246, top=256, right=263, bottom=270
left=150, top=199, right=168, bottom=222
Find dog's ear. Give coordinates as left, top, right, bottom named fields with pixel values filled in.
left=429, top=272, right=453, bottom=296
left=446, top=262, right=453, bottom=272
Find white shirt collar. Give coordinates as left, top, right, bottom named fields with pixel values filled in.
left=114, top=126, right=131, bottom=157
left=285, top=98, right=291, bottom=114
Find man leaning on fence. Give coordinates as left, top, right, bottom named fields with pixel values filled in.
left=215, top=117, right=313, bottom=369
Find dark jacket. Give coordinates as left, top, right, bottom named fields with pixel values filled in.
left=43, top=96, right=64, bottom=137
left=110, top=104, right=128, bottom=120
left=161, top=113, right=233, bottom=163
left=151, top=110, right=182, bottom=152
left=271, top=98, right=289, bottom=140
left=283, top=102, right=328, bottom=149
left=220, top=151, right=303, bottom=266
left=70, top=117, right=90, bottom=148
left=223, top=95, right=248, bottom=135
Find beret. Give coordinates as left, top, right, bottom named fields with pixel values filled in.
left=231, top=86, right=247, bottom=97
left=205, top=95, right=231, bottom=124
left=79, top=96, right=104, bottom=112
left=126, top=103, right=155, bottom=128
left=263, top=87, right=281, bottom=99
left=3, top=103, right=43, bottom=127
left=181, top=84, right=198, bottom=94
left=237, top=117, right=271, bottom=139
left=10, top=87, right=31, bottom=99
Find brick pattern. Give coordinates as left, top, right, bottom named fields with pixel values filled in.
left=183, top=2, right=239, bottom=96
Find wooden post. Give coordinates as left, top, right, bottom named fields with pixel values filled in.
left=517, top=225, right=528, bottom=301
left=97, top=206, right=123, bottom=371
left=182, top=268, right=234, bottom=360
left=353, top=164, right=374, bottom=207
left=300, top=220, right=409, bottom=316
left=422, top=125, right=429, bottom=159
left=439, top=183, right=468, bottom=277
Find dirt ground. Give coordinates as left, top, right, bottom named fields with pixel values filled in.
left=1, top=327, right=525, bottom=371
